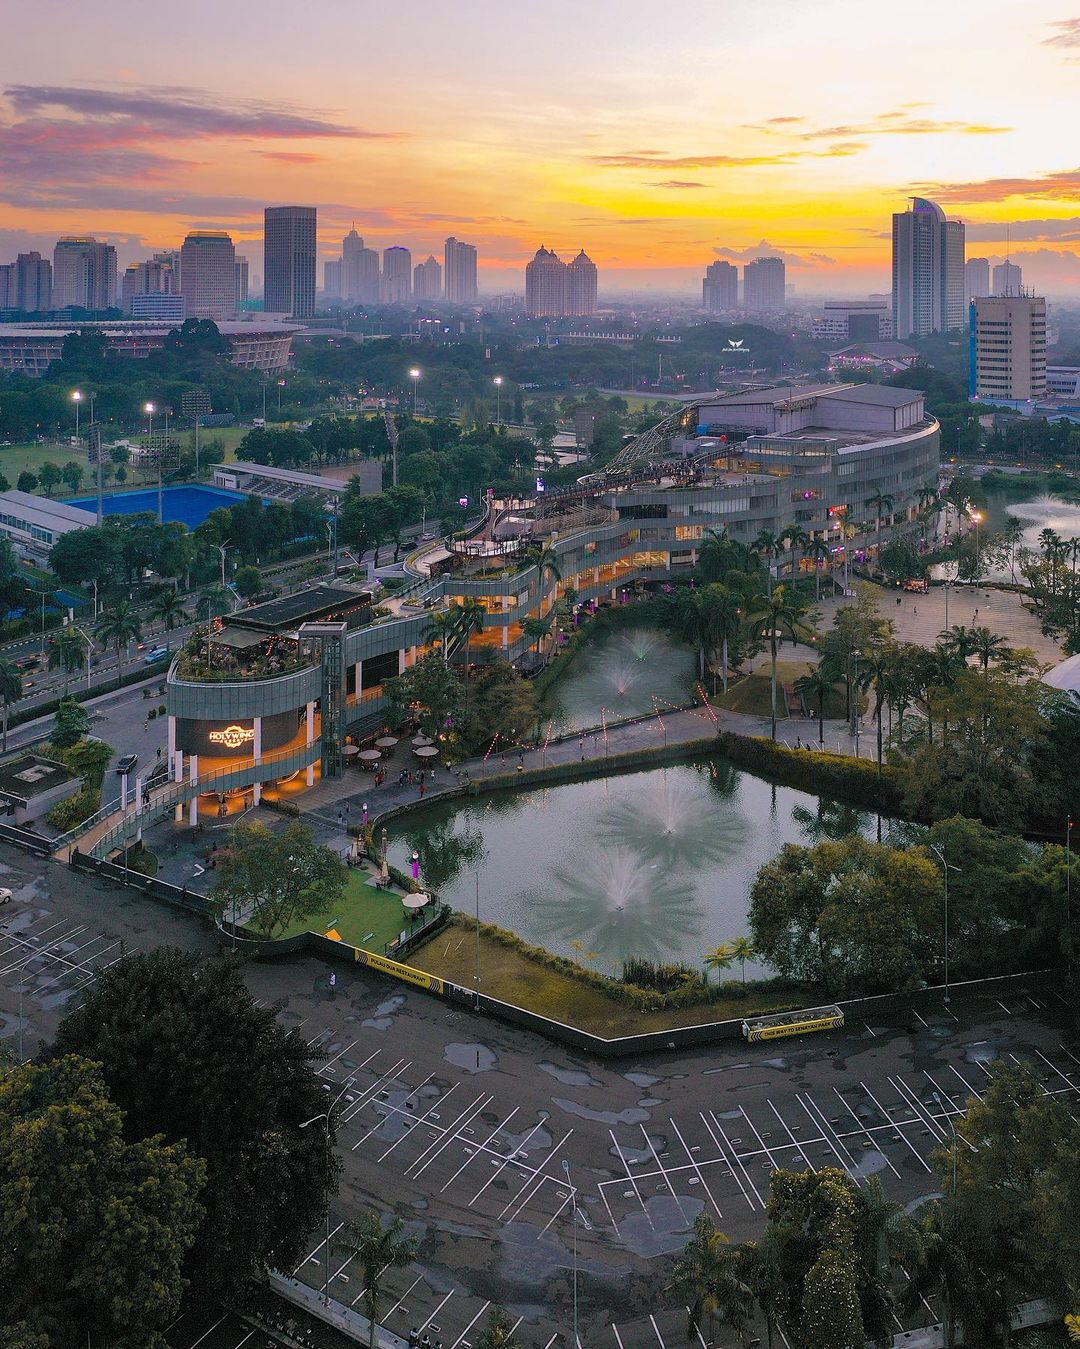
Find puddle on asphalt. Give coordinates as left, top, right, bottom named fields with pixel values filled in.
left=496, top=1220, right=627, bottom=1287
left=850, top=1149, right=891, bottom=1178
left=608, top=1134, right=668, bottom=1166
left=445, top=1043, right=498, bottom=1073
left=616, top=1194, right=705, bottom=1258
left=964, top=1040, right=999, bottom=1066
left=623, top=1071, right=659, bottom=1088
left=538, top=1061, right=603, bottom=1088
left=552, top=1097, right=651, bottom=1126
left=501, top=1121, right=553, bottom=1154
left=638, top=1097, right=663, bottom=1107
left=363, top=994, right=406, bottom=1030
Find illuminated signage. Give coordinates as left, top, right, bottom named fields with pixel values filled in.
left=208, top=724, right=255, bottom=750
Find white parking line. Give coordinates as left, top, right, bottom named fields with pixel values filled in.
left=417, top=1289, right=454, bottom=1334
left=797, top=1094, right=860, bottom=1177
left=293, top=1220, right=344, bottom=1275
left=351, top=1071, right=439, bottom=1149
left=703, top=1110, right=762, bottom=1209
left=858, top=1081, right=931, bottom=1174
left=497, top=1127, right=574, bottom=1223
left=669, top=1115, right=722, bottom=1218
left=831, top=1088, right=903, bottom=1180
left=609, top=1129, right=653, bottom=1228
left=643, top=1124, right=689, bottom=1224
left=409, top=1094, right=494, bottom=1180
left=467, top=1118, right=547, bottom=1209
left=376, top=1272, right=424, bottom=1317
left=767, top=1100, right=820, bottom=1174
left=187, top=1316, right=227, bottom=1349
left=439, top=1106, right=520, bottom=1193
left=890, top=1076, right=948, bottom=1144
left=1035, top=1047, right=1075, bottom=1090
left=450, top=1300, right=490, bottom=1349
left=649, top=1312, right=667, bottom=1348
left=948, top=1064, right=984, bottom=1102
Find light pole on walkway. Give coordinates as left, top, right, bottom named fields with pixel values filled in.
left=563, top=1158, right=579, bottom=1347
left=928, top=842, right=959, bottom=1005
left=300, top=1079, right=353, bottom=1307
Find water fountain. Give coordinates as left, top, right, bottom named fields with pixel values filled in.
left=544, top=625, right=696, bottom=733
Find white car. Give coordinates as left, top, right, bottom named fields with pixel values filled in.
left=0, top=888, right=13, bottom=905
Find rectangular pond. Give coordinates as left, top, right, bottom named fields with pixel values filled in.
left=386, top=759, right=877, bottom=974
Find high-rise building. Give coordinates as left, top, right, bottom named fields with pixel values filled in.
left=235, top=257, right=249, bottom=306
left=891, top=197, right=966, bottom=339
left=52, top=237, right=117, bottom=311
left=263, top=206, right=316, bottom=318
left=971, top=292, right=1047, bottom=402
left=992, top=260, right=1023, bottom=295
left=567, top=249, right=598, bottom=316
left=702, top=260, right=738, bottom=312
left=130, top=293, right=186, bottom=321
left=443, top=236, right=478, bottom=303
left=413, top=255, right=442, bottom=300
left=381, top=247, right=412, bottom=303
left=120, top=256, right=180, bottom=315
left=323, top=258, right=343, bottom=299
left=179, top=231, right=238, bottom=320
left=743, top=257, right=786, bottom=313
left=10, top=252, right=52, bottom=313
left=965, top=257, right=990, bottom=305
left=341, top=228, right=380, bottom=304
left=525, top=246, right=569, bottom=317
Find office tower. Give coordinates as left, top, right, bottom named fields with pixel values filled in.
left=525, top=246, right=569, bottom=317
left=130, top=293, right=186, bottom=321
left=413, top=255, right=442, bottom=300
left=702, top=260, right=738, bottom=312
left=263, top=206, right=316, bottom=318
left=891, top=197, right=966, bottom=339
left=743, top=256, right=786, bottom=312
left=179, top=231, right=238, bottom=320
left=965, top=257, right=990, bottom=304
left=341, top=228, right=381, bottom=304
left=971, top=293, right=1047, bottom=401
left=324, top=259, right=343, bottom=299
left=10, top=252, right=52, bottom=312
left=120, top=256, right=179, bottom=315
left=443, top=236, right=478, bottom=303
left=0, top=266, right=12, bottom=309
left=993, top=260, right=1022, bottom=295
left=52, top=237, right=117, bottom=310
left=235, top=257, right=249, bottom=306
left=567, top=249, right=598, bottom=316
left=381, top=247, right=412, bottom=303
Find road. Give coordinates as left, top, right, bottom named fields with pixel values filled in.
left=0, top=851, right=1075, bottom=1348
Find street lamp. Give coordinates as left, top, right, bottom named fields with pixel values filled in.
left=28, top=588, right=51, bottom=657
left=71, top=389, right=82, bottom=441
left=493, top=376, right=503, bottom=427
left=971, top=510, right=982, bottom=579
left=928, top=842, right=960, bottom=1005
left=217, top=541, right=232, bottom=590
left=300, top=1078, right=354, bottom=1308
left=931, top=1091, right=959, bottom=1196
left=145, top=401, right=155, bottom=440
left=408, top=368, right=421, bottom=416
left=562, top=1159, right=579, bottom=1348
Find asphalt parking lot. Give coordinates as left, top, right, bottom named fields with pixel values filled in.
left=2, top=851, right=1076, bottom=1348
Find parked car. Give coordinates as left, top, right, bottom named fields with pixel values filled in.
left=116, top=753, right=138, bottom=775
left=0, top=888, right=12, bottom=905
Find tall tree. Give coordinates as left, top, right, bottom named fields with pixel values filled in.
left=0, top=659, right=22, bottom=752
left=0, top=1055, right=204, bottom=1349
left=746, top=585, right=814, bottom=740
left=212, top=820, right=348, bottom=938
left=96, top=600, right=142, bottom=673
left=670, top=1214, right=753, bottom=1348
left=47, top=948, right=339, bottom=1298
left=332, top=1210, right=418, bottom=1349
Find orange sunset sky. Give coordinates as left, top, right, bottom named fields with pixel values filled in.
left=3, top=0, right=1080, bottom=296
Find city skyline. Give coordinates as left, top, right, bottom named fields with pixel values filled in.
left=2, top=0, right=1080, bottom=295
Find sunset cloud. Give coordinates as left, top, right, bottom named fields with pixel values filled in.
left=802, top=117, right=1010, bottom=138
left=1043, top=17, right=1080, bottom=46
left=919, top=168, right=1080, bottom=202
left=964, top=216, right=1080, bottom=242
left=589, top=150, right=797, bottom=169
left=714, top=240, right=836, bottom=268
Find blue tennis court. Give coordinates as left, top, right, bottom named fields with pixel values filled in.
left=69, top=484, right=255, bottom=529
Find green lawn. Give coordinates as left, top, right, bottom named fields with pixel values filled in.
left=276, top=867, right=420, bottom=954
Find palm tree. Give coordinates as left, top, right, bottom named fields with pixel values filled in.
left=667, top=588, right=716, bottom=683
left=780, top=524, right=809, bottom=582
left=427, top=609, right=460, bottom=665
left=703, top=944, right=735, bottom=984
left=48, top=625, right=88, bottom=693
left=794, top=666, right=832, bottom=745
left=737, top=1236, right=784, bottom=1349
left=522, top=542, right=561, bottom=609
left=937, top=624, right=978, bottom=665
left=970, top=626, right=1011, bottom=670
left=806, top=536, right=832, bottom=600
left=1000, top=515, right=1024, bottom=582
left=711, top=586, right=743, bottom=696
left=96, top=601, right=143, bottom=677
left=853, top=647, right=894, bottom=768
left=151, top=586, right=186, bottom=632
left=451, top=598, right=487, bottom=668
left=522, top=614, right=552, bottom=656
left=473, top=1307, right=519, bottom=1349
left=670, top=1213, right=753, bottom=1347
left=916, top=483, right=938, bottom=514
left=729, top=936, right=755, bottom=983
left=697, top=527, right=745, bottom=584
left=855, top=1177, right=924, bottom=1345
left=0, top=660, right=22, bottom=752
left=866, top=491, right=895, bottom=570
left=332, top=1209, right=418, bottom=1349
left=751, top=529, right=780, bottom=595
left=746, top=585, right=812, bottom=740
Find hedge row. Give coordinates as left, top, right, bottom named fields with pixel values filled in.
left=442, top=911, right=809, bottom=1013
left=714, top=730, right=903, bottom=813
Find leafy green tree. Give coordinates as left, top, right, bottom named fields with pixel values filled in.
left=467, top=662, right=538, bottom=749
left=0, top=659, right=22, bottom=752
left=47, top=948, right=339, bottom=1298
left=16, top=470, right=37, bottom=494
left=233, top=564, right=262, bottom=599
left=799, top=1250, right=864, bottom=1349
left=0, top=1055, right=204, bottom=1349
left=212, top=819, right=348, bottom=938
left=61, top=460, right=84, bottom=495
left=48, top=521, right=125, bottom=591
left=703, top=944, right=735, bottom=984
left=749, top=835, right=942, bottom=992
left=794, top=666, right=833, bottom=745
left=47, top=626, right=88, bottom=692
left=746, top=585, right=815, bottom=740
left=386, top=652, right=465, bottom=739
left=37, top=462, right=61, bottom=497
left=51, top=695, right=90, bottom=750
left=332, top=1210, right=418, bottom=1349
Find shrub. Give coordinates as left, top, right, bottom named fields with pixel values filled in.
left=714, top=731, right=903, bottom=813
left=47, top=786, right=99, bottom=831
left=621, top=957, right=706, bottom=992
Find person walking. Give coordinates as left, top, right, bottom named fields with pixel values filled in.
left=362, top=801, right=369, bottom=826
left=328, top=972, right=337, bottom=998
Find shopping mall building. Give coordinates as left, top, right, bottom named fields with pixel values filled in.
left=161, top=383, right=939, bottom=822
